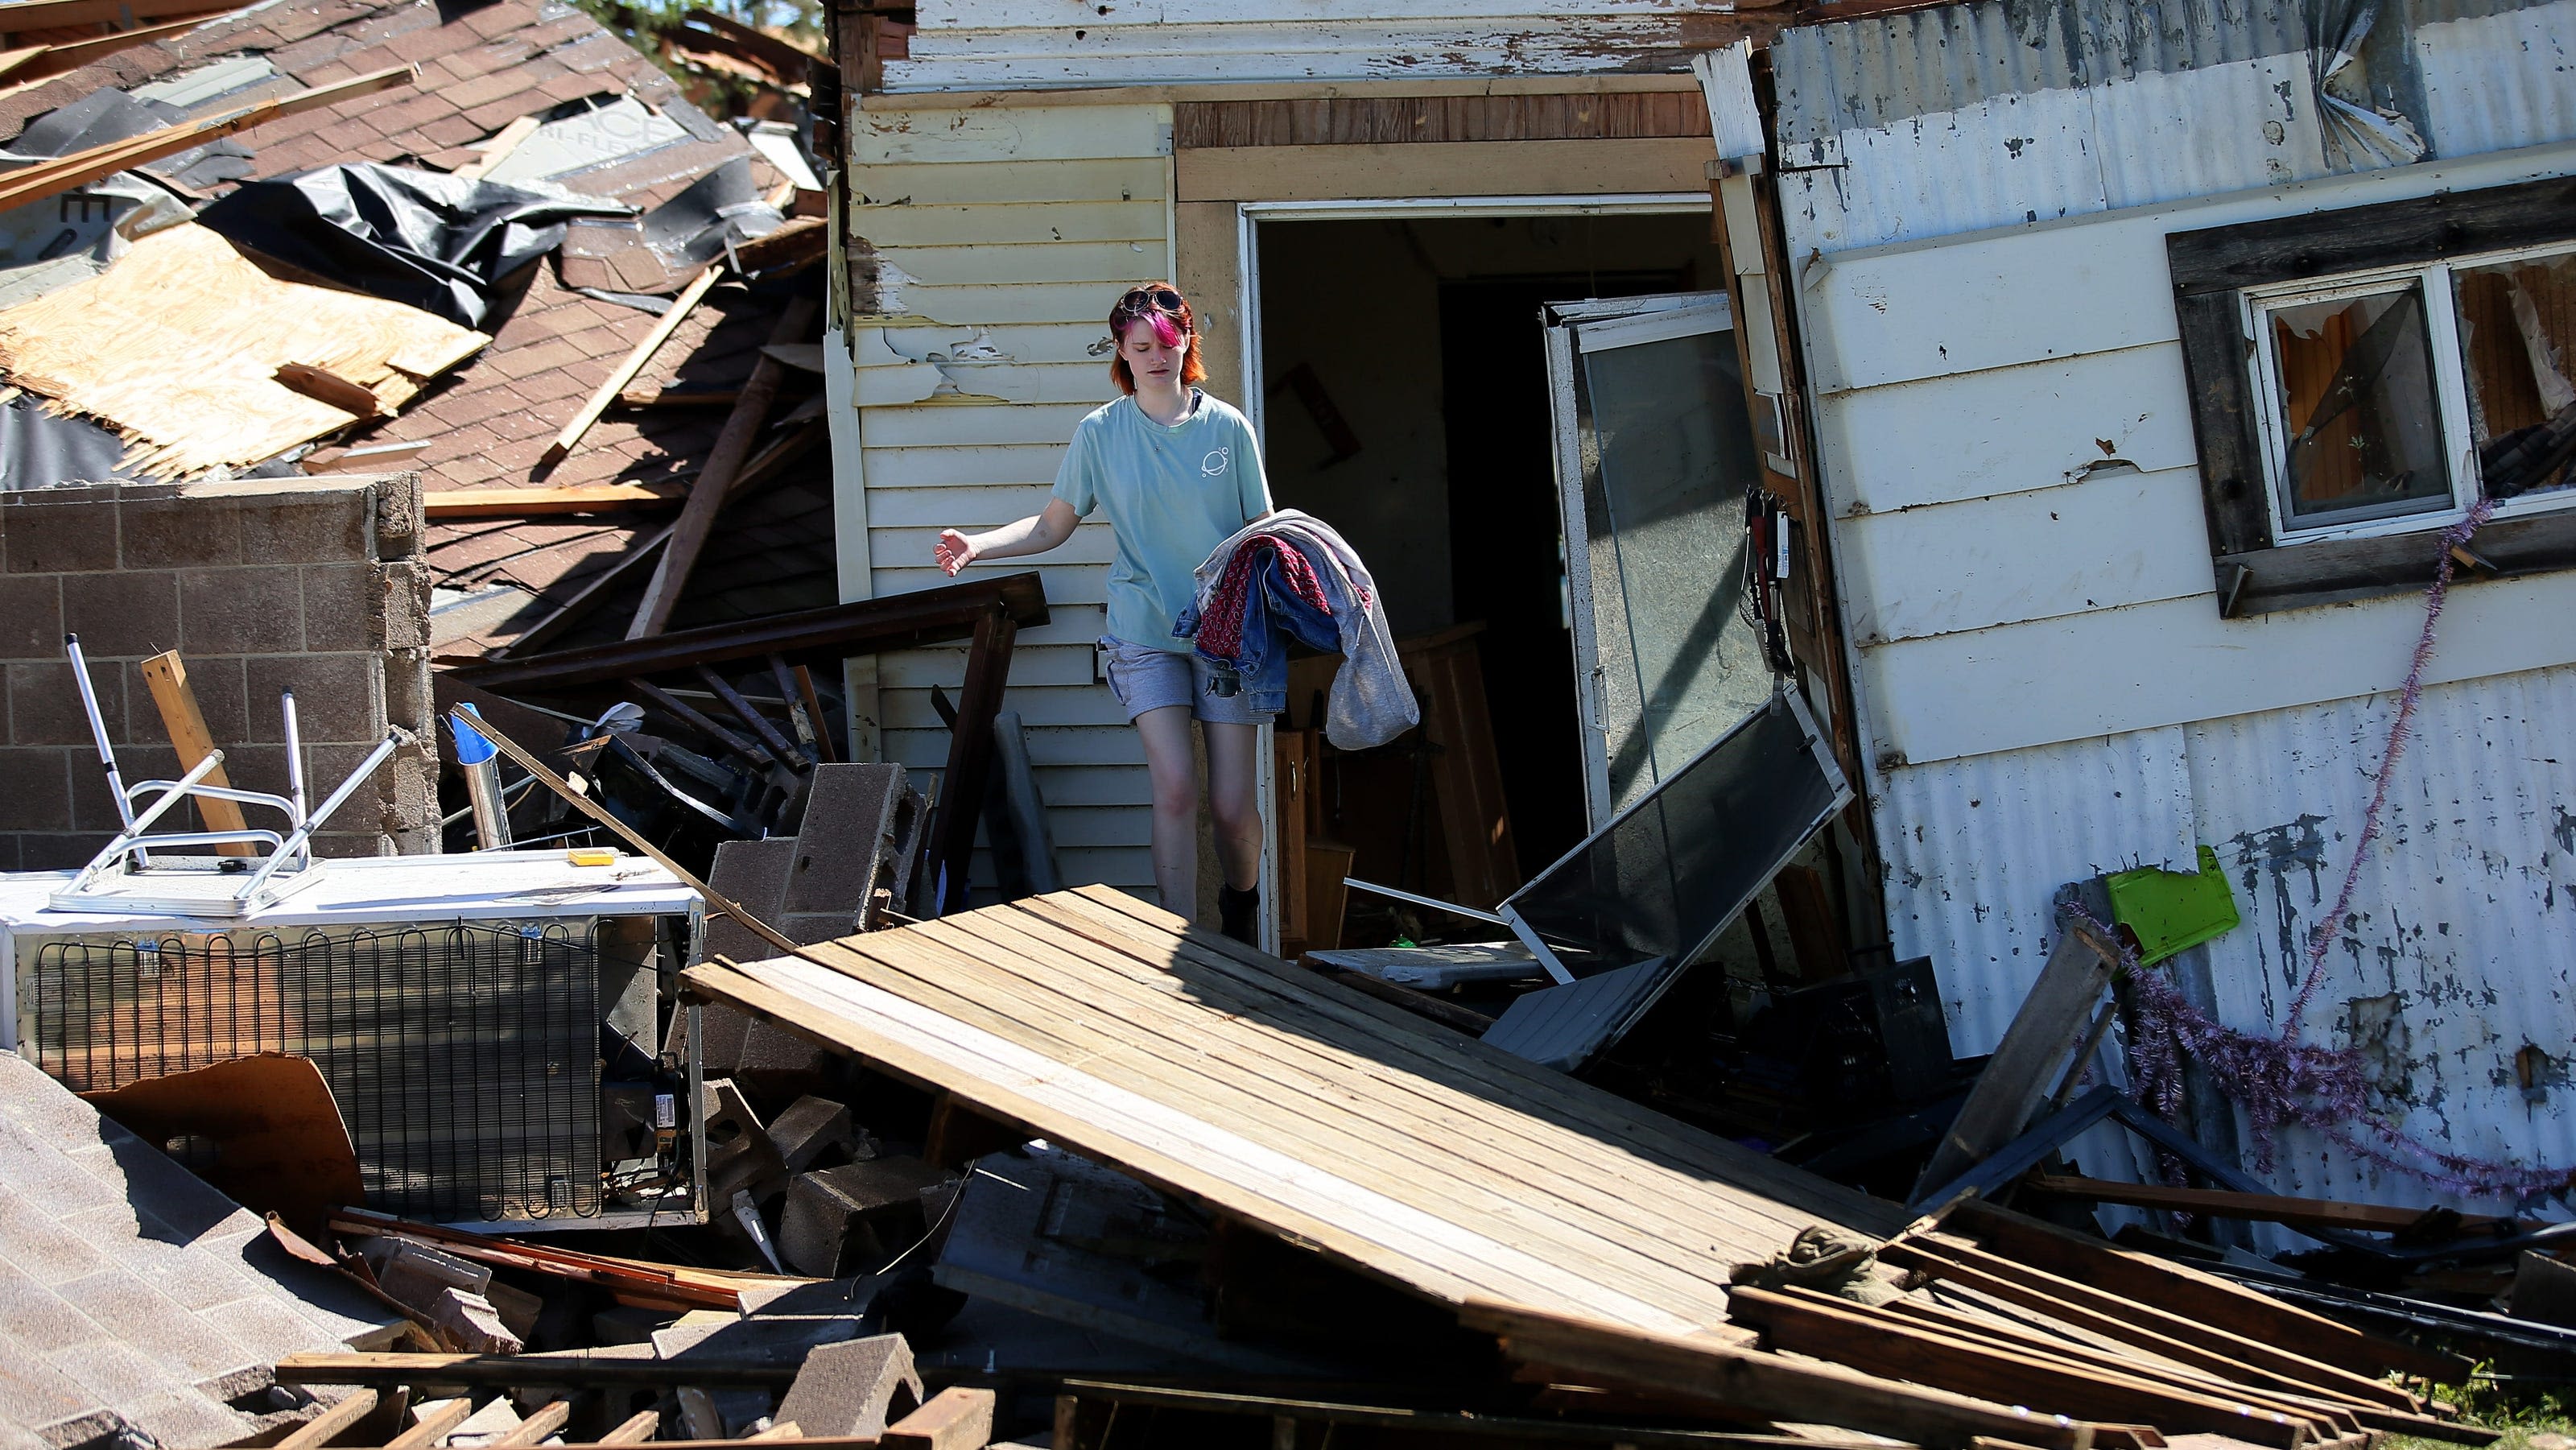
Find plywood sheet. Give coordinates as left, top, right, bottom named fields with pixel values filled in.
left=686, top=885, right=1905, bottom=1340
left=0, top=223, right=487, bottom=476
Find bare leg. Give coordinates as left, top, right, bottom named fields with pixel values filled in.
left=1133, top=705, right=1200, bottom=920
left=1201, top=721, right=1265, bottom=893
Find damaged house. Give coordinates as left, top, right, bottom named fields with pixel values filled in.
left=815, top=0, right=2576, bottom=1221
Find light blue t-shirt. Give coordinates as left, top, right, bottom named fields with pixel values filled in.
left=1051, top=390, right=1273, bottom=654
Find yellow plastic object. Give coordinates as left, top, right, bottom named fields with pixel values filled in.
left=567, top=847, right=619, bottom=866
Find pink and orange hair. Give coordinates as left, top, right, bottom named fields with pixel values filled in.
left=1107, top=281, right=1208, bottom=395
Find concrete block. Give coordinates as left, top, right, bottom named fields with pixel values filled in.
left=119, top=494, right=241, bottom=569
left=60, top=572, right=179, bottom=661
left=69, top=744, right=178, bottom=830
left=0, top=574, right=60, bottom=657
left=2, top=497, right=118, bottom=574
left=777, top=1159, right=953, bottom=1279
left=674, top=1387, right=769, bottom=1441
left=481, top=1281, right=540, bottom=1341
left=365, top=1240, right=490, bottom=1310
left=377, top=560, right=431, bottom=651
left=367, top=473, right=422, bottom=557
left=234, top=490, right=368, bottom=566
left=177, top=566, right=306, bottom=656
left=651, top=1314, right=857, bottom=1363
left=766, top=1096, right=853, bottom=1175
left=0, top=749, right=72, bottom=832
left=8, top=659, right=122, bottom=747
left=588, top=1304, right=678, bottom=1345
left=772, top=1334, right=922, bottom=1440
left=700, top=1077, right=786, bottom=1204
left=424, top=1287, right=521, bottom=1355
left=244, top=654, right=382, bottom=744
left=299, top=564, right=378, bottom=653
left=706, top=837, right=795, bottom=964
left=780, top=762, right=910, bottom=919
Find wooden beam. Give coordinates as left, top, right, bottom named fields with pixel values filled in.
left=617, top=388, right=741, bottom=409
left=490, top=1401, right=574, bottom=1448
left=542, top=263, right=723, bottom=467
left=1459, top=1300, right=2129, bottom=1450
left=1945, top=1198, right=2473, bottom=1384
left=628, top=296, right=816, bottom=637
left=0, top=0, right=236, bottom=35
left=596, top=1411, right=660, bottom=1445
left=881, top=1386, right=994, bottom=1450
left=382, top=1398, right=473, bottom=1450
left=922, top=602, right=1014, bottom=914
left=2021, top=1174, right=2520, bottom=1236
left=424, top=484, right=687, bottom=519
left=138, top=650, right=253, bottom=856
left=1911, top=919, right=2118, bottom=1203
left=10, top=12, right=237, bottom=79
left=279, top=1389, right=381, bottom=1450
left=1726, top=1287, right=2318, bottom=1448
left=277, top=1352, right=796, bottom=1390
left=1175, top=138, right=1715, bottom=202
left=0, top=66, right=412, bottom=214
left=1881, top=1237, right=2418, bottom=1411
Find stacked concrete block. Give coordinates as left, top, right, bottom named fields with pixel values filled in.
left=0, top=474, right=436, bottom=870
left=778, top=1156, right=956, bottom=1279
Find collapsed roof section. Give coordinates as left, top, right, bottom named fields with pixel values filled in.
left=0, top=0, right=839, bottom=656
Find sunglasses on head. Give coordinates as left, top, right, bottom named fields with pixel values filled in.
left=1114, top=286, right=1186, bottom=314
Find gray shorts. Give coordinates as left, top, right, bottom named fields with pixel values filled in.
left=1100, top=637, right=1272, bottom=725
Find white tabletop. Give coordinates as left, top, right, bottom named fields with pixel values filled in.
left=0, top=849, right=700, bottom=934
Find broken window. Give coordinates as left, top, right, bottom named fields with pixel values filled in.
left=2169, top=178, right=2576, bottom=614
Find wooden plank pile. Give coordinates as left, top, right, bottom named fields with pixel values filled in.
left=670, top=886, right=2499, bottom=1450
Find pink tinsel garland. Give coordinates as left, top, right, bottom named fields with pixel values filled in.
left=2086, top=499, right=2574, bottom=1203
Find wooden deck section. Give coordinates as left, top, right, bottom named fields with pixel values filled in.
left=683, top=885, right=1904, bottom=1340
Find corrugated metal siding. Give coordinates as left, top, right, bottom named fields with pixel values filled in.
left=2413, top=0, right=2576, bottom=159
left=890, top=2, right=1757, bottom=91
left=1880, top=666, right=2576, bottom=1212
left=843, top=102, right=1171, bottom=899
left=1771, top=0, right=2576, bottom=257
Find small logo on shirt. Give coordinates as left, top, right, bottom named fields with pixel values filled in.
left=1200, top=447, right=1231, bottom=477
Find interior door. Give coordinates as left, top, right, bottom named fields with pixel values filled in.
left=1544, top=291, right=1773, bottom=827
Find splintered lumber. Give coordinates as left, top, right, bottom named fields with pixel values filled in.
left=329, top=1208, right=806, bottom=1311
left=628, top=296, right=818, bottom=638
left=0, top=66, right=411, bottom=214
left=424, top=484, right=688, bottom=518
left=138, top=651, right=251, bottom=855
left=543, top=263, right=723, bottom=466
left=0, top=0, right=237, bottom=34
left=1945, top=1200, right=2471, bottom=1384
left=277, top=1389, right=381, bottom=1449
left=681, top=881, right=1902, bottom=1341
left=2021, top=1174, right=2520, bottom=1236
left=0, top=223, right=485, bottom=476
left=276, top=1352, right=799, bottom=1389
left=7, top=14, right=239, bottom=81
left=1462, top=1300, right=2137, bottom=1450
left=1880, top=1236, right=2419, bottom=1412
left=1725, top=1287, right=2317, bottom=1447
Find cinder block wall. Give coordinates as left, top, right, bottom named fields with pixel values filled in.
left=0, top=474, right=437, bottom=870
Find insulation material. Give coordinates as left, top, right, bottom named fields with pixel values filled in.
left=0, top=222, right=487, bottom=476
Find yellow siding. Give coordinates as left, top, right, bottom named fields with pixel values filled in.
left=842, top=102, right=1174, bottom=900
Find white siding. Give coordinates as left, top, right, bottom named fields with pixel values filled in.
left=893, top=3, right=1762, bottom=91
left=1767, top=0, right=2576, bottom=1212
left=842, top=102, right=1173, bottom=900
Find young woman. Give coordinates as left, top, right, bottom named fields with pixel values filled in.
left=934, top=283, right=1274, bottom=942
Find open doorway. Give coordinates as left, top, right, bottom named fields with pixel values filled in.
left=1249, top=209, right=1724, bottom=929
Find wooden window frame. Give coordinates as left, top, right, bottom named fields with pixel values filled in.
left=2167, top=173, right=2576, bottom=616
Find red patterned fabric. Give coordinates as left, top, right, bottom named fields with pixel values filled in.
left=1195, top=535, right=1331, bottom=659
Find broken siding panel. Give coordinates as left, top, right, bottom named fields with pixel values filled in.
left=1835, top=466, right=2212, bottom=647
left=849, top=103, right=1170, bottom=897
left=1809, top=344, right=2196, bottom=518
left=886, top=11, right=1759, bottom=92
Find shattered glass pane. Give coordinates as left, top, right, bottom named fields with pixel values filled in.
left=2265, top=283, right=2451, bottom=527
left=1506, top=691, right=1846, bottom=977
left=2454, top=248, right=2576, bottom=502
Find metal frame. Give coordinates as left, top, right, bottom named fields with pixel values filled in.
left=1542, top=290, right=1741, bottom=827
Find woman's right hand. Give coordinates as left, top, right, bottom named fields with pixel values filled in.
left=934, top=528, right=977, bottom=576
